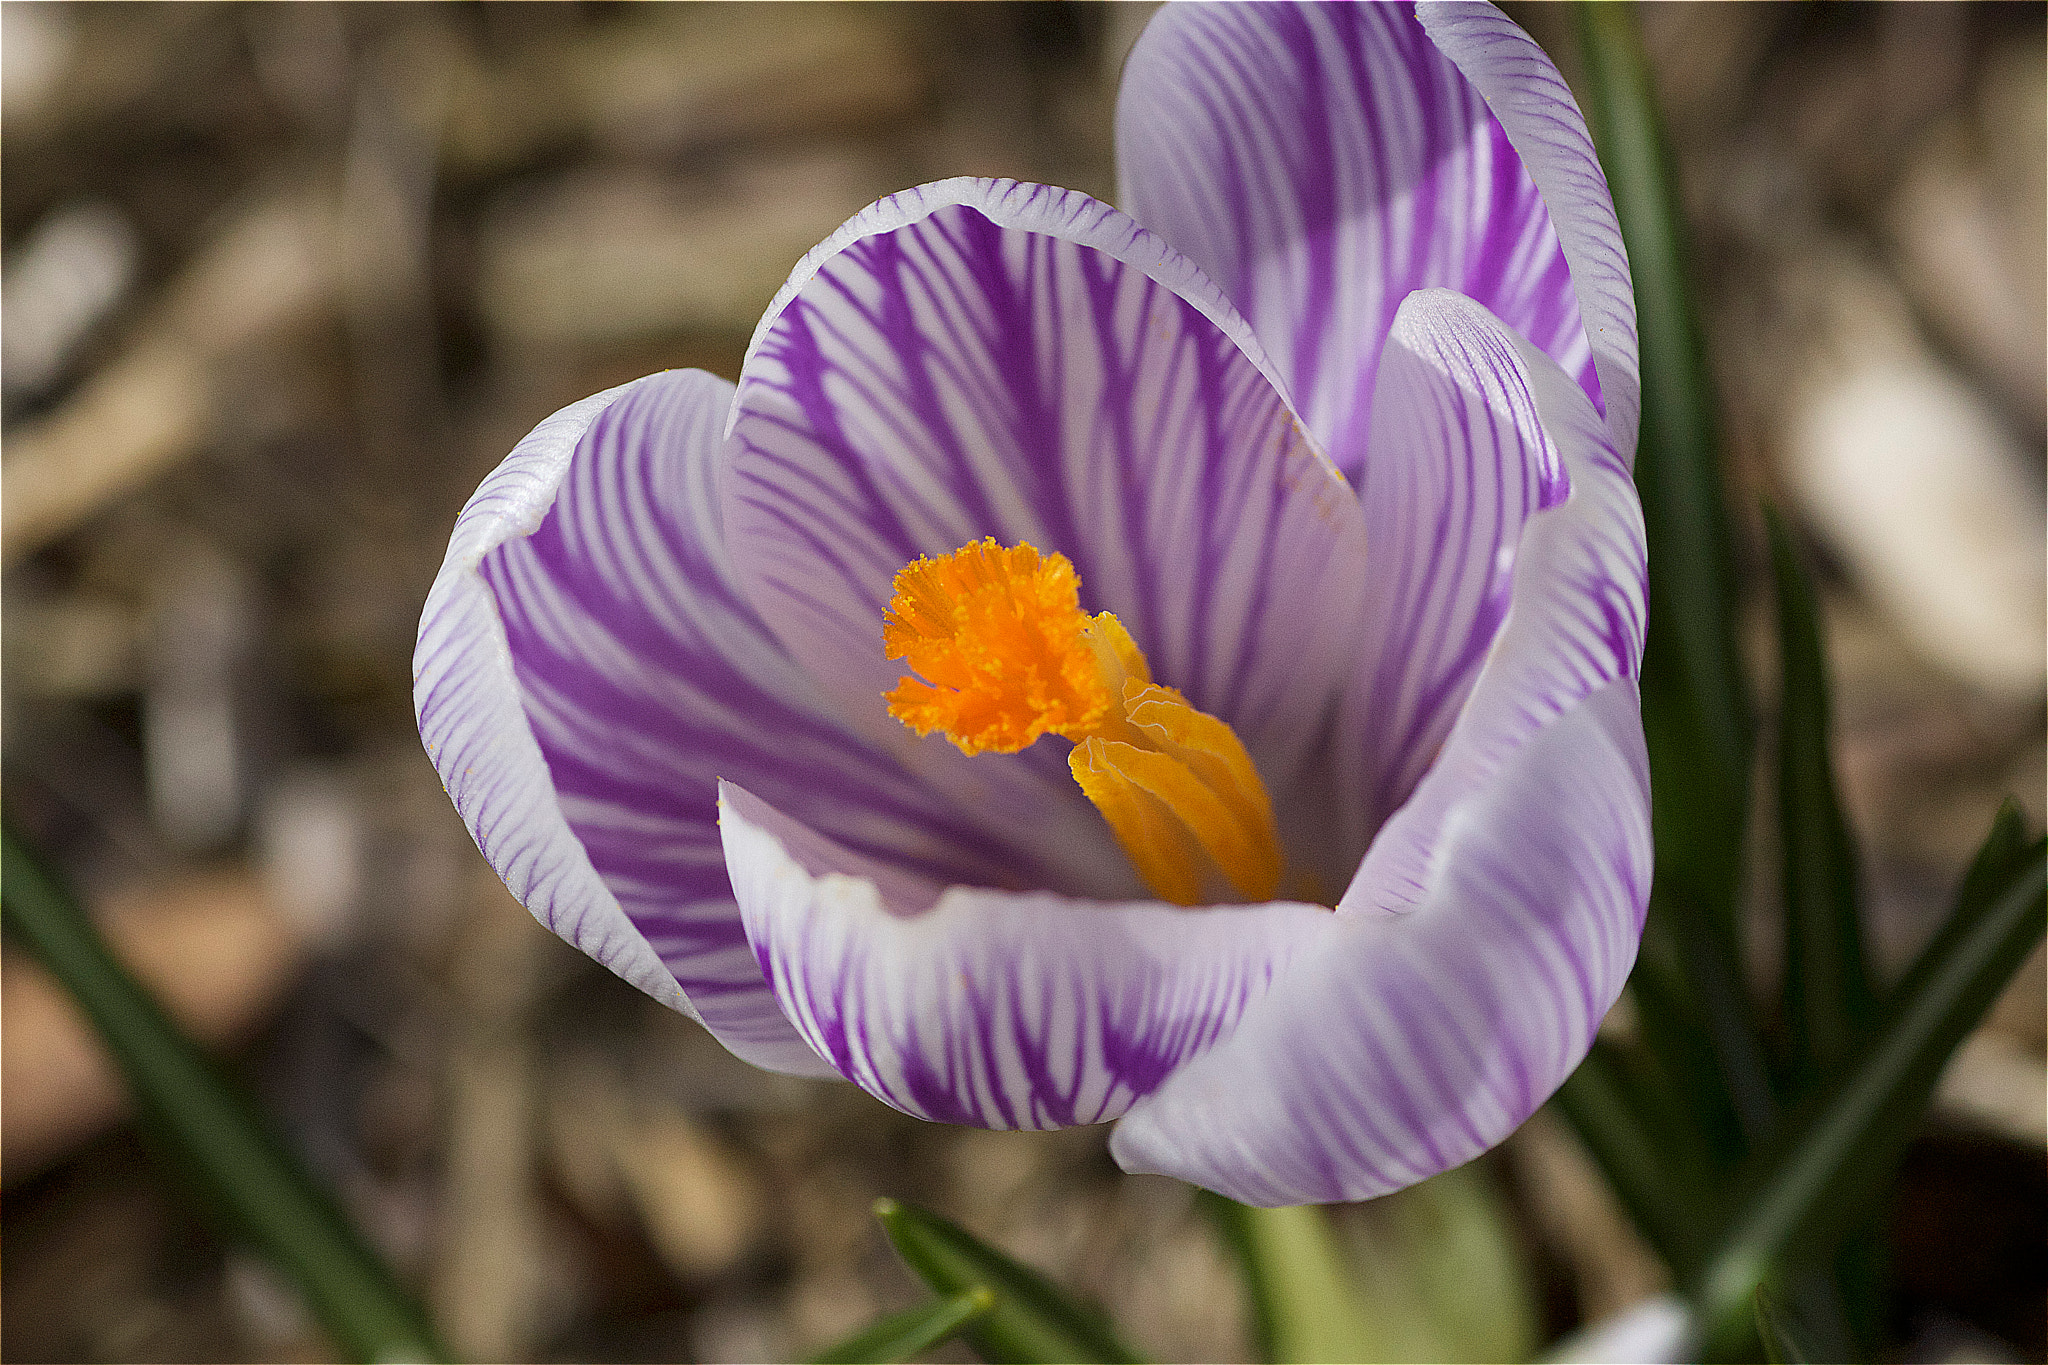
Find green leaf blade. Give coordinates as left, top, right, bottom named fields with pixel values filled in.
left=1573, top=0, right=1773, bottom=1158
left=807, top=1288, right=996, bottom=1365
left=1552, top=1037, right=1713, bottom=1276
left=1753, top=1285, right=1818, bottom=1365
left=1690, top=818, right=2046, bottom=1357
left=1, top=828, right=447, bottom=1364
left=1574, top=0, right=1754, bottom=934
left=1766, top=504, right=1877, bottom=1088
left=873, top=1198, right=1145, bottom=1364
left=1634, top=908, right=1781, bottom=1154
left=1920, top=798, right=2035, bottom=986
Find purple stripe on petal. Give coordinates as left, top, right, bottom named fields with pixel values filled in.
left=724, top=178, right=1372, bottom=858
left=427, top=369, right=1122, bottom=1077
left=1117, top=2, right=1596, bottom=483
left=722, top=781, right=1338, bottom=1129
left=483, top=374, right=1040, bottom=892
left=1109, top=675, right=1650, bottom=1205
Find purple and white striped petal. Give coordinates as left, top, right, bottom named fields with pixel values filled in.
left=417, top=380, right=693, bottom=1018
left=1116, top=1, right=1611, bottom=479
left=723, top=178, right=1372, bottom=836
left=424, top=370, right=1067, bottom=1075
left=1109, top=674, right=1650, bottom=1205
left=1417, top=1, right=1640, bottom=466
left=1345, top=283, right=1568, bottom=846
left=721, top=781, right=1338, bottom=1128
left=1104, top=288, right=1648, bottom=1203
left=1343, top=288, right=1645, bottom=917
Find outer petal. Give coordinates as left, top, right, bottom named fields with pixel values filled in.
left=720, top=781, right=1339, bottom=1128
left=723, top=178, right=1372, bottom=849
left=1109, top=675, right=1650, bottom=1204
left=417, top=380, right=691, bottom=1015
left=1107, top=290, right=1650, bottom=1204
left=1116, top=1, right=1635, bottom=478
left=1345, top=288, right=1645, bottom=914
left=421, top=370, right=1044, bottom=1075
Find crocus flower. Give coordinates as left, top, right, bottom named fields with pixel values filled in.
left=416, top=0, right=1648, bottom=1206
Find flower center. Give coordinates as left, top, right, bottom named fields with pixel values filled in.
left=883, top=538, right=1283, bottom=905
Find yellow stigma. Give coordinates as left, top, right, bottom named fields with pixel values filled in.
left=883, top=538, right=1283, bottom=905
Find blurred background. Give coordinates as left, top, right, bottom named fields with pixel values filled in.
left=2, top=3, right=2041, bottom=1361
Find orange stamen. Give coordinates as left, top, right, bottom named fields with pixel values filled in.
left=883, top=539, right=1283, bottom=904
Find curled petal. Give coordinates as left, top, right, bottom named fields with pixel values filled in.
left=1345, top=288, right=1645, bottom=917
left=1347, top=282, right=1567, bottom=843
left=724, top=177, right=1371, bottom=858
left=416, top=380, right=694, bottom=1018
left=1117, top=1, right=1598, bottom=478
left=1418, top=0, right=1640, bottom=465
left=1109, top=675, right=1651, bottom=1205
left=720, top=781, right=1338, bottom=1129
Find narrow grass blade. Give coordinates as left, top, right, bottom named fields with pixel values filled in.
left=1200, top=1195, right=1375, bottom=1364
left=1574, top=0, right=1753, bottom=939
left=1574, top=0, right=1772, bottom=1158
left=1927, top=798, right=2035, bottom=977
left=1689, top=819, right=2046, bottom=1358
left=1764, top=505, right=1880, bottom=1358
left=1639, top=908, right=1780, bottom=1151
left=807, top=1287, right=996, bottom=1364
left=873, top=1198, right=1145, bottom=1364
left=1, top=828, right=447, bottom=1364
left=1766, top=505, right=1876, bottom=1087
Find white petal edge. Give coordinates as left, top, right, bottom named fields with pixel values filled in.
left=735, top=176, right=1303, bottom=437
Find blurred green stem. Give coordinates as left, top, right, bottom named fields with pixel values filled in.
left=1201, top=1196, right=1375, bottom=1364
left=1, top=827, right=447, bottom=1364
